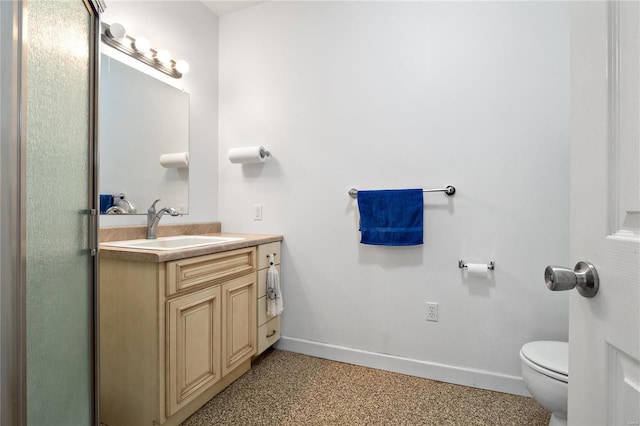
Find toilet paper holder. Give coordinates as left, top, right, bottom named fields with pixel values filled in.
left=458, top=260, right=495, bottom=270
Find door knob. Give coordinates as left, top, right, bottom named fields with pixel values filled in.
left=544, top=261, right=599, bottom=298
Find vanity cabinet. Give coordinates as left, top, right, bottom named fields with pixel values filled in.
left=256, top=242, right=281, bottom=355
left=100, top=247, right=257, bottom=426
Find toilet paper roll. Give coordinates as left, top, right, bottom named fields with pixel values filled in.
left=228, top=146, right=269, bottom=164
left=160, top=152, right=189, bottom=168
left=466, top=263, right=490, bottom=277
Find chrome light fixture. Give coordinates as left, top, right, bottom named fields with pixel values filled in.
left=101, top=22, right=189, bottom=79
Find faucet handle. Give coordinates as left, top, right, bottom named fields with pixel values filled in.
left=148, top=199, right=161, bottom=213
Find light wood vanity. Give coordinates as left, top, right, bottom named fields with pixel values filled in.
left=99, top=228, right=282, bottom=426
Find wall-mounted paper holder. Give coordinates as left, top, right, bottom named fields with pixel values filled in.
left=228, top=146, right=270, bottom=164
left=458, top=260, right=495, bottom=270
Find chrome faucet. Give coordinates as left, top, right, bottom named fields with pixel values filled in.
left=147, top=199, right=180, bottom=239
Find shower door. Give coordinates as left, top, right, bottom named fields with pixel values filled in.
left=0, top=0, right=102, bottom=423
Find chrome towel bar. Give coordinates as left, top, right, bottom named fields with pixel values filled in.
left=348, top=185, right=456, bottom=199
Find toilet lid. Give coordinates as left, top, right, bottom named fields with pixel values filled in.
left=521, top=341, right=568, bottom=377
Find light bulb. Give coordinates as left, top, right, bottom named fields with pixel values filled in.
left=155, top=49, right=171, bottom=65
left=175, top=60, right=190, bottom=74
left=133, top=37, right=150, bottom=53
left=107, top=22, right=126, bottom=39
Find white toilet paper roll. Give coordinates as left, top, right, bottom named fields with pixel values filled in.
left=160, top=152, right=189, bottom=168
left=466, top=263, right=490, bottom=277
left=228, top=146, right=269, bottom=164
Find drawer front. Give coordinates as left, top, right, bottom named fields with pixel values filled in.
left=257, top=316, right=280, bottom=355
left=257, top=296, right=267, bottom=327
left=258, top=295, right=279, bottom=327
left=257, top=264, right=281, bottom=299
left=257, top=242, right=281, bottom=270
left=167, top=248, right=256, bottom=296
left=257, top=295, right=283, bottom=327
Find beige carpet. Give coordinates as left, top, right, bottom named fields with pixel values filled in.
left=182, top=349, right=550, bottom=425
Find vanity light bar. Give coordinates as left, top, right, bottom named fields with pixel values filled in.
left=101, top=22, right=188, bottom=79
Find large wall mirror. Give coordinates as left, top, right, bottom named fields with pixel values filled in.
left=99, top=54, right=189, bottom=215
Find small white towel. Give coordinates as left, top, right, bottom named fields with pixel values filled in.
left=266, top=253, right=284, bottom=317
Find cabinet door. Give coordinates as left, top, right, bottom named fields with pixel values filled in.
left=222, top=275, right=256, bottom=376
left=167, top=286, right=221, bottom=417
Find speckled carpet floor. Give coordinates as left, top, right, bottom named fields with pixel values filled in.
left=181, top=349, right=550, bottom=426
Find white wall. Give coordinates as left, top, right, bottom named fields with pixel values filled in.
left=219, top=1, right=570, bottom=394
left=101, top=1, right=219, bottom=226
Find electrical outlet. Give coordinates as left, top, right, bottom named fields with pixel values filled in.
left=253, top=205, right=263, bottom=221
left=426, top=302, right=438, bottom=322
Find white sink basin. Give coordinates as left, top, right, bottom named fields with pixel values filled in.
left=102, top=235, right=245, bottom=251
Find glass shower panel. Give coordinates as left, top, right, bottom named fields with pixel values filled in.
left=25, top=0, right=93, bottom=424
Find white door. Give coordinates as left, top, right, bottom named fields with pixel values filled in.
left=568, top=1, right=640, bottom=425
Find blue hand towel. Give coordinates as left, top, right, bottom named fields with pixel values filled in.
left=357, top=189, right=424, bottom=246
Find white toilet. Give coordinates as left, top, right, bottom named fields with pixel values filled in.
left=520, top=341, right=569, bottom=426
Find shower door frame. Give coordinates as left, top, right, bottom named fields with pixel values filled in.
left=0, top=0, right=104, bottom=423
left=0, top=1, right=27, bottom=423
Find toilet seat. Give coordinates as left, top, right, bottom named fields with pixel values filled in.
left=520, top=341, right=568, bottom=383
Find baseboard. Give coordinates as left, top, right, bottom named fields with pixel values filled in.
left=276, top=336, right=530, bottom=397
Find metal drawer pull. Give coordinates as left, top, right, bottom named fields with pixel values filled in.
left=266, top=330, right=277, bottom=338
